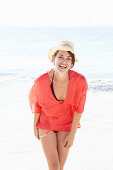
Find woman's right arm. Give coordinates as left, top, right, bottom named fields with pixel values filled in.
left=29, top=81, right=41, bottom=140
left=33, top=113, right=40, bottom=140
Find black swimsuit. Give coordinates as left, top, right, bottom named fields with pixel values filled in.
left=50, top=71, right=64, bottom=134
left=50, top=71, right=64, bottom=102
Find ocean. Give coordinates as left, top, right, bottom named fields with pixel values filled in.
left=0, top=27, right=113, bottom=91
left=0, top=27, right=113, bottom=170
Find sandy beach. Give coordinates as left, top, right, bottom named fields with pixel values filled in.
left=0, top=80, right=113, bottom=170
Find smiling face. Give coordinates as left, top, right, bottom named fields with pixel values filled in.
left=52, top=50, right=72, bottom=72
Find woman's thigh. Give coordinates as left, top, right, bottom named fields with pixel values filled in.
left=39, top=129, right=59, bottom=166
left=57, top=131, right=70, bottom=167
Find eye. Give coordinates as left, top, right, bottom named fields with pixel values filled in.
left=67, top=58, right=71, bottom=61
left=58, top=56, right=63, bottom=59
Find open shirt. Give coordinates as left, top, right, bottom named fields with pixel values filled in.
left=29, top=69, right=88, bottom=131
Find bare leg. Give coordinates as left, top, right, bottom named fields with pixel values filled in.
left=57, top=131, right=70, bottom=170
left=39, top=129, right=60, bottom=170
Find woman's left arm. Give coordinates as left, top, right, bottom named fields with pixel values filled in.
left=64, top=111, right=82, bottom=148
left=64, top=77, right=88, bottom=148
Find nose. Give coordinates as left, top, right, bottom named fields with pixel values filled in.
left=61, top=58, right=67, bottom=64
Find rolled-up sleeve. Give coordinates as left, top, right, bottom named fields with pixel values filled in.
left=76, top=79, right=88, bottom=113
left=28, top=82, right=41, bottom=114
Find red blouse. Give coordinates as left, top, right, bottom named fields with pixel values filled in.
left=29, top=69, right=88, bottom=131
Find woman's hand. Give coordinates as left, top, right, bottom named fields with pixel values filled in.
left=64, top=111, right=82, bottom=148
left=63, top=133, right=75, bottom=148
left=34, top=126, right=40, bottom=140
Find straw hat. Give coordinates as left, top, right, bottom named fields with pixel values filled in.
left=48, top=40, right=78, bottom=62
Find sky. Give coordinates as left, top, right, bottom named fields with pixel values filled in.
left=0, top=0, right=113, bottom=27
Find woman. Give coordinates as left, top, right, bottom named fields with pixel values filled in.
left=29, top=40, right=88, bottom=170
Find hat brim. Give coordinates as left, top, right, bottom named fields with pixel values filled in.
left=48, top=46, right=79, bottom=62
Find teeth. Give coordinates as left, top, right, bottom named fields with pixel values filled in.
left=59, top=65, right=66, bottom=68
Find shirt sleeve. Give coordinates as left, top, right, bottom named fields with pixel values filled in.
left=76, top=79, right=88, bottom=113
left=28, top=82, right=41, bottom=114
